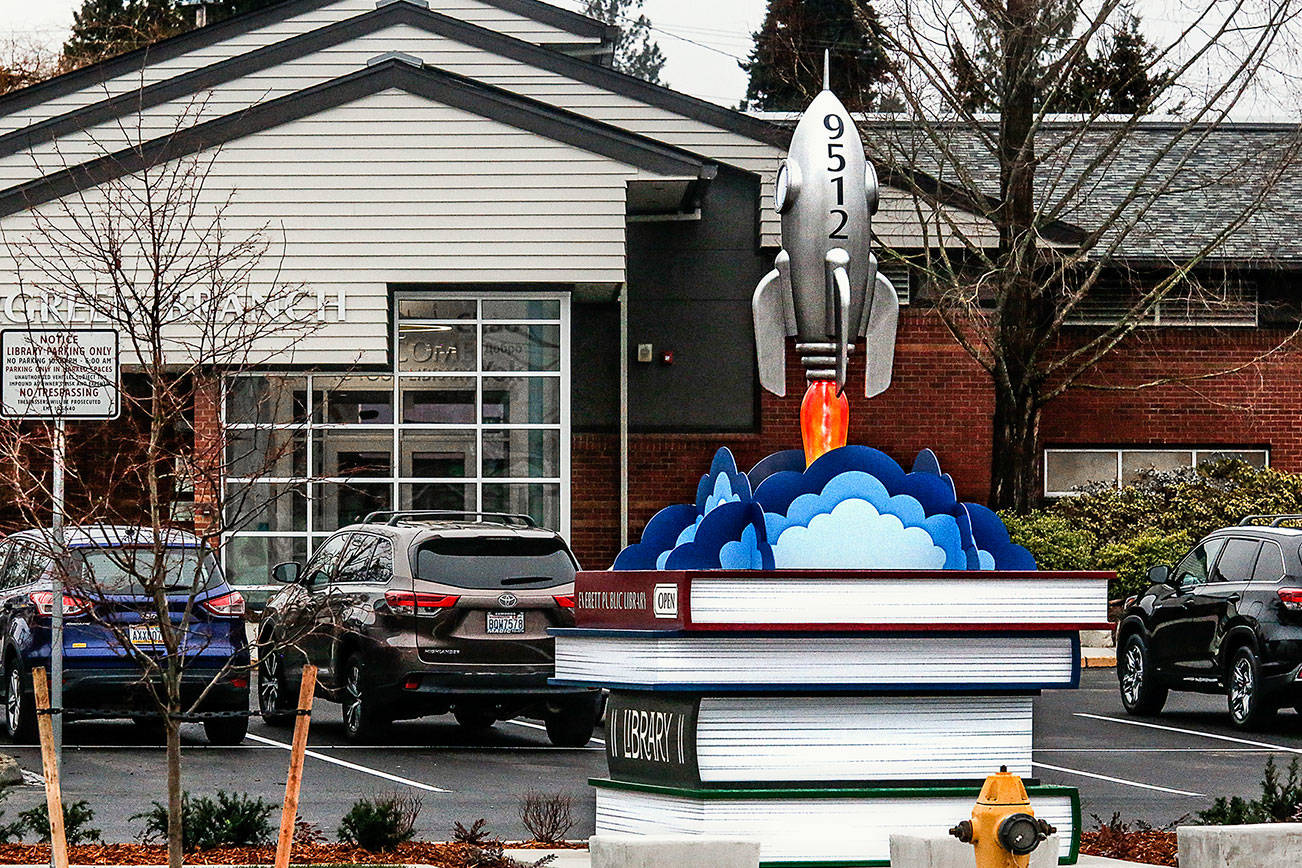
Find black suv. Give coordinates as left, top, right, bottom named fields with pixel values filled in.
left=1117, top=515, right=1302, bottom=728
left=256, top=511, right=598, bottom=744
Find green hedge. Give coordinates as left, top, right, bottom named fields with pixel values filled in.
left=1002, top=460, right=1302, bottom=600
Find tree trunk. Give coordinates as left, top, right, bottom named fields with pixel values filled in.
left=166, top=708, right=182, bottom=868
left=989, top=380, right=1041, bottom=512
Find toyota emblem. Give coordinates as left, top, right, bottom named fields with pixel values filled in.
left=497, top=592, right=519, bottom=609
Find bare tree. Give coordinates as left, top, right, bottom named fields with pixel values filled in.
left=857, top=0, right=1302, bottom=509
left=0, top=105, right=330, bottom=868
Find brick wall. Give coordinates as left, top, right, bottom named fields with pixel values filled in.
left=570, top=310, right=1302, bottom=568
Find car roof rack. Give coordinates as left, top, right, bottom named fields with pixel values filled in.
left=360, top=510, right=537, bottom=528
left=1239, top=514, right=1302, bottom=527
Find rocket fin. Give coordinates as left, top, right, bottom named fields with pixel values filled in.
left=753, top=252, right=794, bottom=397
left=863, top=268, right=900, bottom=398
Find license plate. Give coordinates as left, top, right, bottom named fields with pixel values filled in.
left=130, top=624, right=164, bottom=645
left=486, top=611, right=525, bottom=634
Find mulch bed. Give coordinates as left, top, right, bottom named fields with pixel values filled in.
left=0, top=842, right=584, bottom=866
left=1080, top=826, right=1178, bottom=866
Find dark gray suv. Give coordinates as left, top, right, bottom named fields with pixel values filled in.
left=1117, top=515, right=1302, bottom=729
left=256, top=511, right=597, bottom=745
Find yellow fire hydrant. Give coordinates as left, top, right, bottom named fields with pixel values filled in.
left=948, top=766, right=1056, bottom=868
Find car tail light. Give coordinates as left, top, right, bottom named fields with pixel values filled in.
left=403, top=677, right=421, bottom=690
left=229, top=676, right=249, bottom=689
left=553, top=594, right=575, bottom=609
left=1124, top=596, right=1137, bottom=610
left=29, top=592, right=89, bottom=618
left=384, top=590, right=459, bottom=616
left=1279, top=588, right=1302, bottom=611
left=200, top=591, right=246, bottom=617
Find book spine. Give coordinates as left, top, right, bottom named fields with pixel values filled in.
left=575, top=571, right=688, bottom=629
left=605, top=691, right=703, bottom=787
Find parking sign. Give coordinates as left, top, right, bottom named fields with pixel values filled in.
left=0, top=329, right=120, bottom=420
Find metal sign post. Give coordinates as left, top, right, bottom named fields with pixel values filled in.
left=0, top=329, right=119, bottom=814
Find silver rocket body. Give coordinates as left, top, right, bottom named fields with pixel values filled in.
left=752, top=80, right=900, bottom=398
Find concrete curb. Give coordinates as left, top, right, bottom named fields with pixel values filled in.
left=1082, top=647, right=1117, bottom=668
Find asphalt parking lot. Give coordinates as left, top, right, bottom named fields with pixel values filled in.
left=0, top=667, right=1296, bottom=841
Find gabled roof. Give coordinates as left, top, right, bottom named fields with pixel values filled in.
left=0, top=57, right=720, bottom=219
left=0, top=0, right=787, bottom=164
left=0, top=0, right=614, bottom=122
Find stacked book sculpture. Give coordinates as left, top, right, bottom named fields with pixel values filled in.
left=551, top=447, right=1112, bottom=866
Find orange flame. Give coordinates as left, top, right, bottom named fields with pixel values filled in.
left=800, top=380, right=849, bottom=467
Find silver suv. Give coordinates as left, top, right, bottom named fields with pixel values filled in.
left=256, top=511, right=597, bottom=744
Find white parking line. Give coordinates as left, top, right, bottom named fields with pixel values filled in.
left=1075, top=713, right=1302, bottom=754
left=502, top=718, right=606, bottom=746
left=1032, top=761, right=1205, bottom=797
left=1038, top=747, right=1273, bottom=753
left=245, top=733, right=451, bottom=793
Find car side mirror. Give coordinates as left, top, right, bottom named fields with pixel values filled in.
left=272, top=562, right=301, bottom=585
left=1148, top=564, right=1172, bottom=587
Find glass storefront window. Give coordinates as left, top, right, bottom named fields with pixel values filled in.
left=482, top=483, right=560, bottom=530
left=315, top=482, right=392, bottom=531
left=399, top=324, right=477, bottom=372
left=222, top=295, right=568, bottom=588
left=483, top=324, right=561, bottom=372
left=225, top=375, right=307, bottom=425
left=224, top=483, right=307, bottom=533
left=400, top=482, right=475, bottom=512
left=313, top=376, right=394, bottom=425
left=482, top=377, right=560, bottom=425
left=400, top=377, right=476, bottom=423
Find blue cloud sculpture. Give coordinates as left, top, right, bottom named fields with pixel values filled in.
left=612, top=446, right=1036, bottom=572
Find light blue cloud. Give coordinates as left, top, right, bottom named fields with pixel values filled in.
left=720, top=524, right=766, bottom=570
left=772, top=499, right=949, bottom=570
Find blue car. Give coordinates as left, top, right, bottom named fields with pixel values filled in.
left=0, top=525, right=249, bottom=745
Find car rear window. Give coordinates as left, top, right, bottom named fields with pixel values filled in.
left=74, top=547, right=224, bottom=595
left=413, top=536, right=576, bottom=590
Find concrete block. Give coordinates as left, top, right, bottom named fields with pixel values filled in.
left=1080, top=629, right=1115, bottom=649
left=888, top=833, right=1059, bottom=868
left=1179, top=823, right=1302, bottom=867
left=590, top=835, right=760, bottom=868
left=0, top=754, right=22, bottom=787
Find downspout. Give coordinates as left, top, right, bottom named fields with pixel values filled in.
left=619, top=283, right=629, bottom=550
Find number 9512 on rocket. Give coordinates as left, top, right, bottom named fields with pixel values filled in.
left=751, top=70, right=900, bottom=400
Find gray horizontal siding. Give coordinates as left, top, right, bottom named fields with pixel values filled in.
left=0, top=89, right=653, bottom=365
left=0, top=0, right=601, bottom=136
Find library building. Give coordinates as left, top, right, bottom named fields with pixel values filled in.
left=0, top=0, right=1296, bottom=591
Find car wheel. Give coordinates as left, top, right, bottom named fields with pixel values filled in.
left=544, top=694, right=598, bottom=748
left=342, top=654, right=388, bottom=742
left=4, top=660, right=36, bottom=744
left=1118, top=633, right=1168, bottom=716
left=258, top=644, right=295, bottom=728
left=454, top=706, right=495, bottom=734
left=203, top=714, right=249, bottom=745
left=1228, top=645, right=1276, bottom=730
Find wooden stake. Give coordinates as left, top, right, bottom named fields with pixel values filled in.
left=274, top=664, right=317, bottom=868
left=32, top=667, right=67, bottom=868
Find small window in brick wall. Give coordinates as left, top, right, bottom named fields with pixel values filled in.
left=1044, top=447, right=1269, bottom=497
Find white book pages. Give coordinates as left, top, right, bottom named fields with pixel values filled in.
left=696, top=695, right=1032, bottom=781
left=690, top=576, right=1108, bottom=625
left=554, top=634, right=1077, bottom=688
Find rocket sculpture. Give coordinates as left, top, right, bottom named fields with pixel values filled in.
left=752, top=57, right=899, bottom=466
